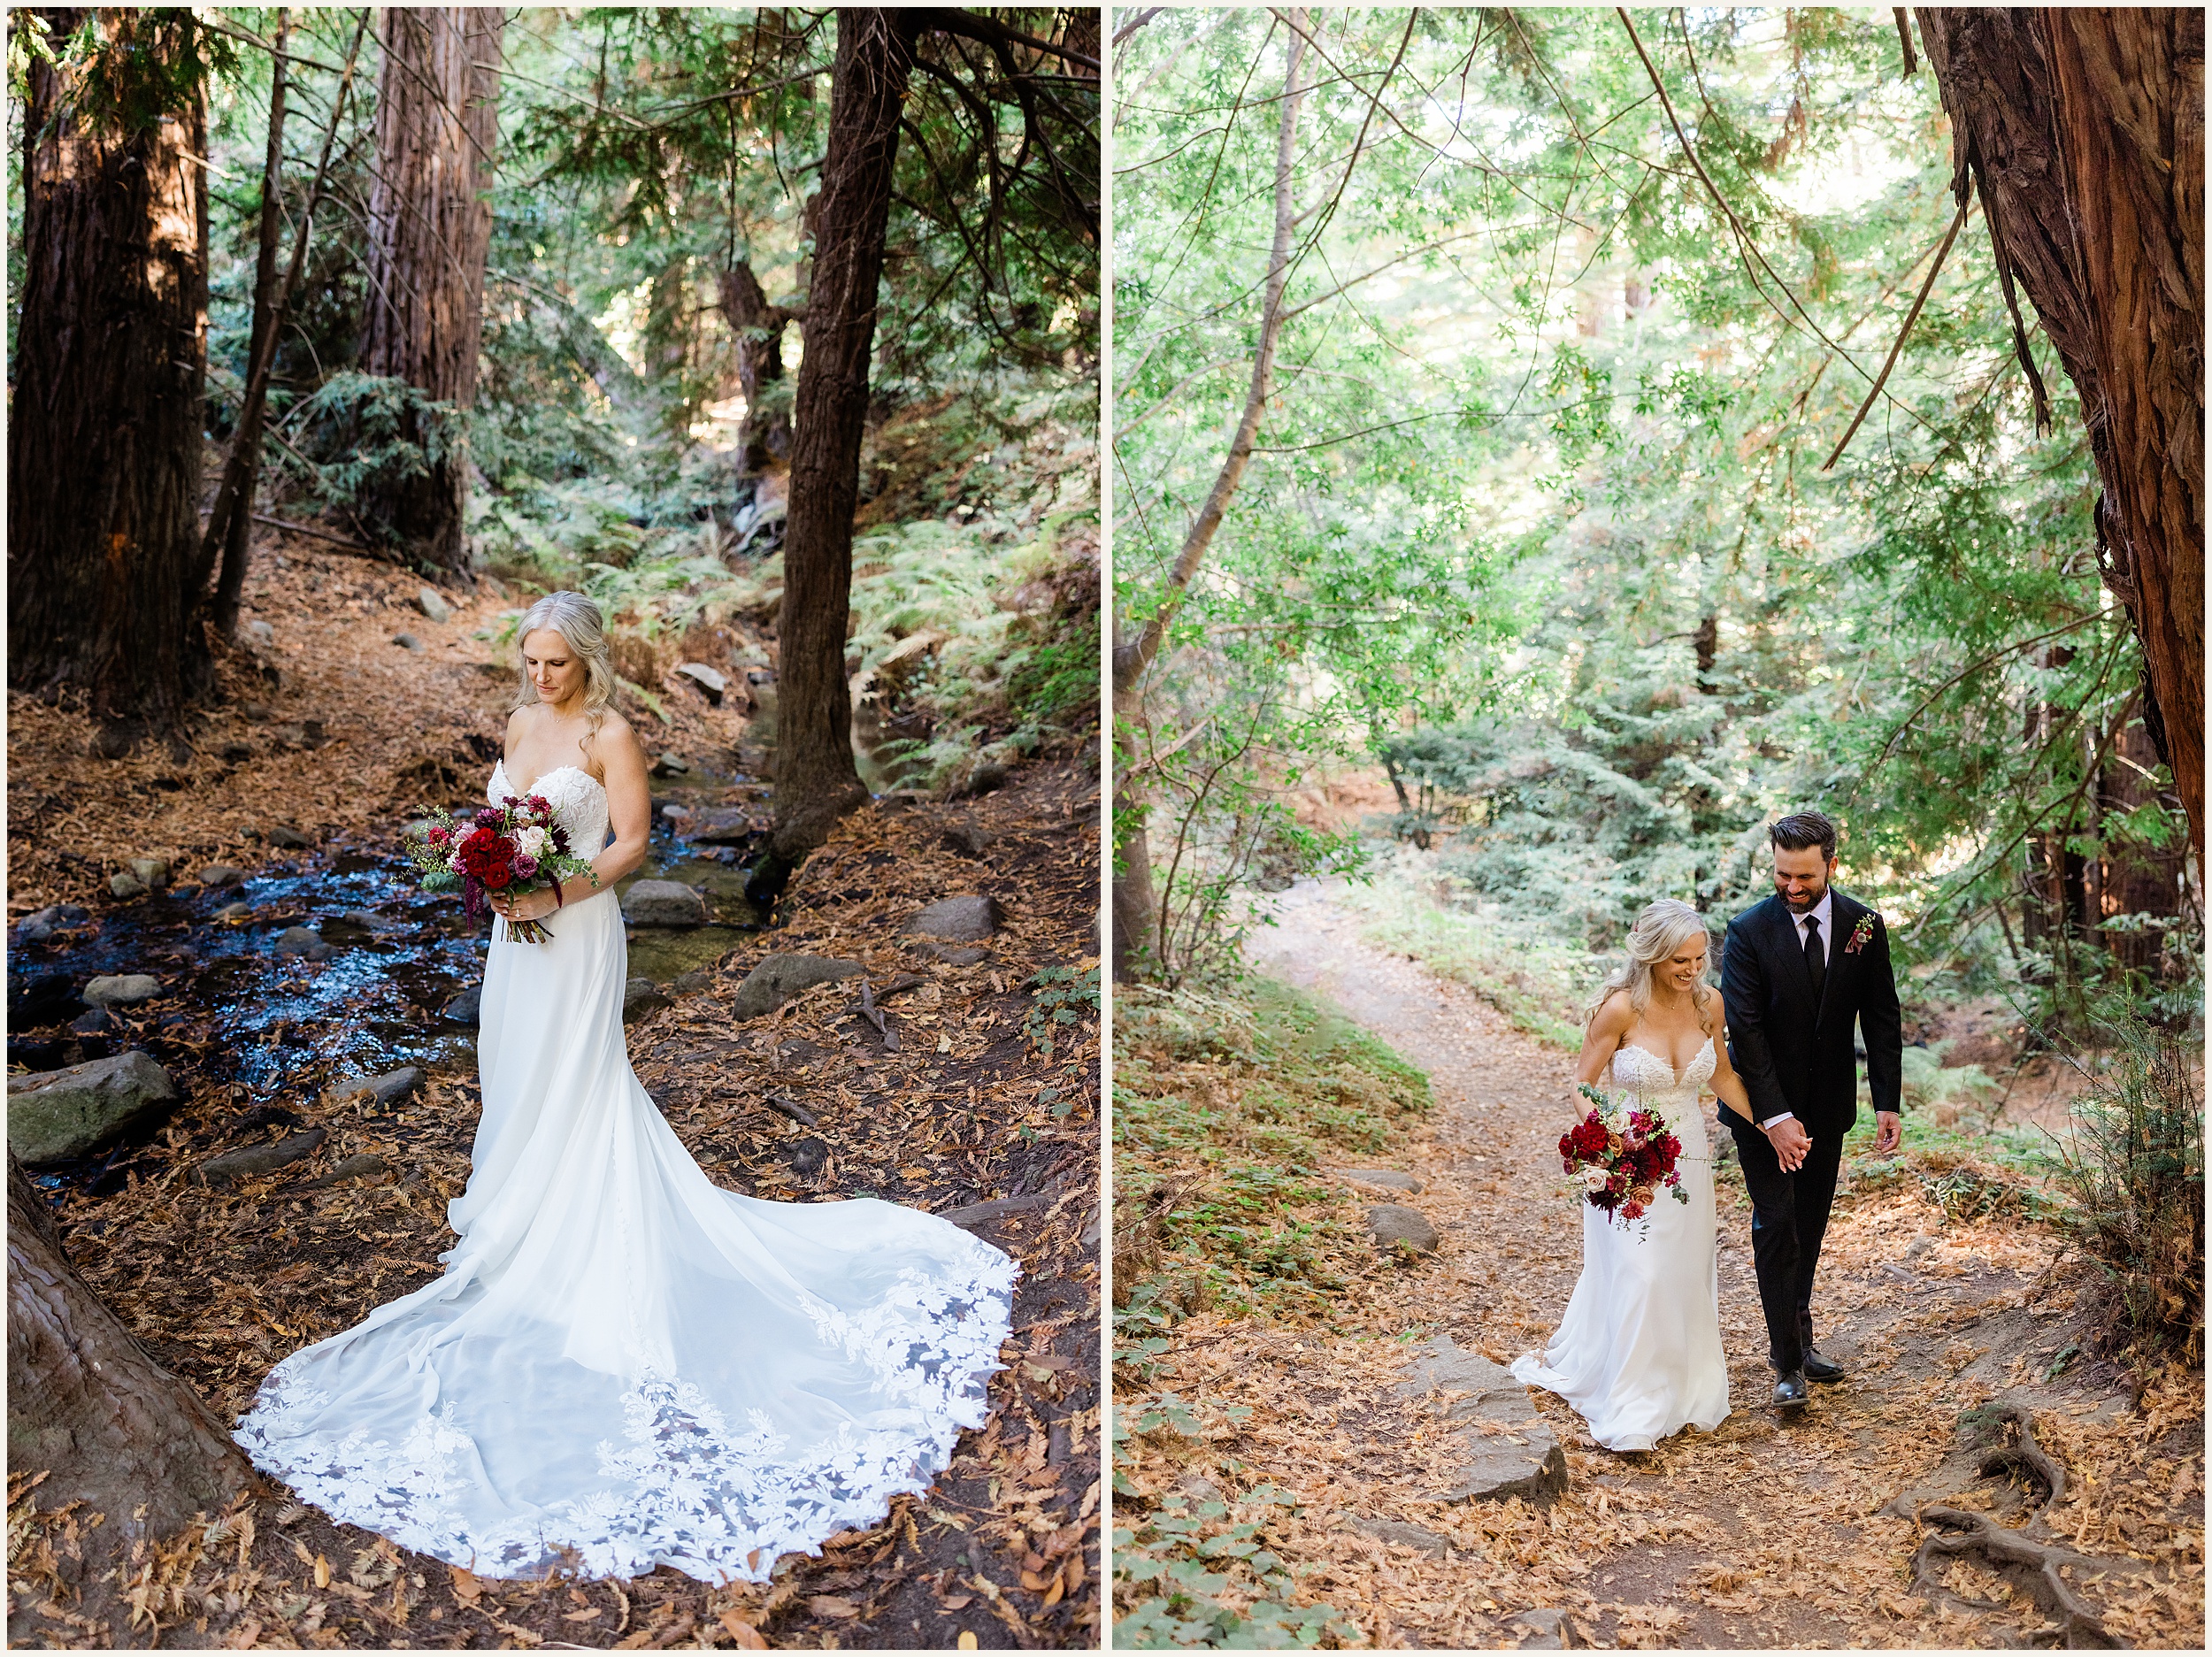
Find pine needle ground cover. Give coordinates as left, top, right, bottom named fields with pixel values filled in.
left=6, top=548, right=1102, bottom=1650
left=1110, top=888, right=2203, bottom=1651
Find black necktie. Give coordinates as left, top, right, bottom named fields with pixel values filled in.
left=1803, top=915, right=1826, bottom=1001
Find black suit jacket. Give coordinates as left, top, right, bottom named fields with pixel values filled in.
left=1721, top=890, right=1902, bottom=1139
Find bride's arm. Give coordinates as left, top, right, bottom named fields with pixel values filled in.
left=1707, top=1023, right=1755, bottom=1122
left=580, top=718, right=652, bottom=893
left=1572, top=994, right=1632, bottom=1101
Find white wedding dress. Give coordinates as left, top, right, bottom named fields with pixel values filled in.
left=234, top=763, right=1018, bottom=1580
left=1511, top=1037, right=1729, bottom=1451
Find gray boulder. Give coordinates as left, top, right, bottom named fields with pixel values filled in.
left=323, top=1067, right=424, bottom=1109
left=128, top=857, right=171, bottom=889
left=908, top=894, right=1003, bottom=942
left=197, top=864, right=244, bottom=891
left=273, top=926, right=332, bottom=961
left=678, top=806, right=757, bottom=845
left=15, top=905, right=88, bottom=944
left=82, top=974, right=160, bottom=1009
left=247, top=619, right=275, bottom=647
left=1365, top=1203, right=1440, bottom=1255
left=266, top=825, right=311, bottom=849
left=623, top=977, right=672, bottom=1023
left=8, top=1051, right=179, bottom=1165
left=622, top=880, right=710, bottom=927
left=393, top=632, right=425, bottom=652
left=192, top=1128, right=327, bottom=1186
left=1394, top=1336, right=1568, bottom=1505
left=731, top=954, right=864, bottom=1020
left=442, top=986, right=481, bottom=1025
left=215, top=901, right=254, bottom=923
left=109, top=871, right=148, bottom=901
left=416, top=587, right=453, bottom=624
left=675, top=662, right=726, bottom=704
left=651, top=751, right=690, bottom=778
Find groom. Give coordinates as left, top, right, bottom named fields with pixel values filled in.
left=1720, top=811, right=1902, bottom=1409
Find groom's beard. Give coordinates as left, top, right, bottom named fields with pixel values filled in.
left=1776, top=882, right=1826, bottom=913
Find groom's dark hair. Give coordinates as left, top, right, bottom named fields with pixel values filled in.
left=1770, top=811, right=1838, bottom=859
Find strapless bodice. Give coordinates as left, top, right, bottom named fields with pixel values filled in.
left=489, top=761, right=609, bottom=855
left=1610, top=1036, right=1715, bottom=1155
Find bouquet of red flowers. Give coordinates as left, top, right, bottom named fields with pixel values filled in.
left=405, top=793, right=596, bottom=944
left=1559, top=1082, right=1688, bottom=1231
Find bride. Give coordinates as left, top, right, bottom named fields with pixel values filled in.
left=1512, top=898, right=1748, bottom=1452
left=235, top=592, right=1017, bottom=1580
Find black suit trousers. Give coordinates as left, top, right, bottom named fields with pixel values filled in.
left=1724, top=1112, right=1844, bottom=1374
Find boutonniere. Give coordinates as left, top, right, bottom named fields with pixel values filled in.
left=1844, top=913, right=1878, bottom=955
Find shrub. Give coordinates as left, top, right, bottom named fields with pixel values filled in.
left=2045, top=1018, right=2204, bottom=1364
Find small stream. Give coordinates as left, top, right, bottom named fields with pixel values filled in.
left=6, top=783, right=780, bottom=1105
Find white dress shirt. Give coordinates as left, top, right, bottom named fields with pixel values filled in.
left=1762, top=891, right=1834, bottom=1130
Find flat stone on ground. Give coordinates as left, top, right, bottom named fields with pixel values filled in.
left=197, top=864, right=244, bottom=890
left=82, top=974, right=161, bottom=1008
left=416, top=587, right=453, bottom=623
left=1394, top=1335, right=1569, bottom=1505
left=731, top=954, right=864, bottom=1020
left=323, top=1067, right=424, bottom=1109
left=1330, top=1167, right=1425, bottom=1193
left=192, top=1128, right=328, bottom=1186
left=622, top=880, right=710, bottom=927
left=1348, top=1517, right=1450, bottom=1558
left=1365, top=1202, right=1440, bottom=1254
left=7, top=1051, right=180, bottom=1165
left=442, top=986, right=481, bottom=1025
left=908, top=894, right=1003, bottom=941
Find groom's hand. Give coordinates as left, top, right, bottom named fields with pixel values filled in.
left=1873, top=1110, right=1901, bottom=1155
left=1763, top=1116, right=1812, bottom=1172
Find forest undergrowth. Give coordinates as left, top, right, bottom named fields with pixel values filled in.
left=1110, top=889, right=2203, bottom=1651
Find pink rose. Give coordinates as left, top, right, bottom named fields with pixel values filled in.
left=513, top=853, right=539, bottom=878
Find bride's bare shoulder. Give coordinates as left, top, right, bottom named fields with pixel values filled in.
left=1589, top=990, right=1637, bottom=1037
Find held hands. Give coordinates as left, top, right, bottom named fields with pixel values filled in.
left=1763, top=1114, right=1813, bottom=1173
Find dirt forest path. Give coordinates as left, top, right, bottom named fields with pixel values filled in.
left=1140, top=879, right=2202, bottom=1651
left=7, top=543, right=1102, bottom=1650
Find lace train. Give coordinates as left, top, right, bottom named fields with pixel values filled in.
left=233, top=763, right=1019, bottom=1581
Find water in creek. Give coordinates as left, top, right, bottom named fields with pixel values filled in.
left=5, top=783, right=778, bottom=1110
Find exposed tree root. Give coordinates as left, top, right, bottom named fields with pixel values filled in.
left=1912, top=1400, right=2142, bottom=1648
left=1913, top=1507, right=2139, bottom=1648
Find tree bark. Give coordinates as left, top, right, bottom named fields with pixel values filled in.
left=718, top=259, right=795, bottom=479
left=359, top=5, right=503, bottom=575
left=206, top=12, right=289, bottom=641
left=1916, top=7, right=2205, bottom=863
left=8, top=1153, right=252, bottom=1542
left=6, top=7, right=211, bottom=749
left=770, top=9, right=919, bottom=860
left=1110, top=13, right=1306, bottom=980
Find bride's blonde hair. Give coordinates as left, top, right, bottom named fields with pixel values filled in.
left=1585, top=898, right=1717, bottom=1034
left=513, top=591, right=616, bottom=738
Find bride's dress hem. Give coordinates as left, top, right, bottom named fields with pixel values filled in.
left=232, top=762, right=1019, bottom=1584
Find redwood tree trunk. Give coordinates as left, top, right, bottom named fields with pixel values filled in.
left=8, top=1154, right=252, bottom=1542
left=1916, top=7, right=2205, bottom=863
left=771, top=10, right=919, bottom=859
left=360, top=6, right=503, bottom=574
left=6, top=7, right=211, bottom=748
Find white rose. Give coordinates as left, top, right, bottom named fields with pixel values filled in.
left=1581, top=1166, right=1612, bottom=1193
left=517, top=826, right=549, bottom=858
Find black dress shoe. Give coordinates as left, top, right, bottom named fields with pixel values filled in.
left=1773, top=1371, right=1809, bottom=1408
left=1802, top=1348, right=1847, bottom=1384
